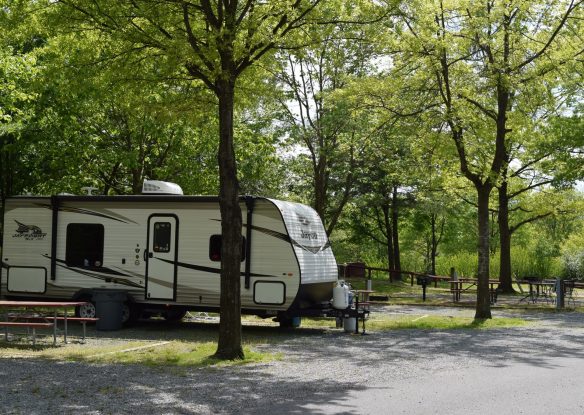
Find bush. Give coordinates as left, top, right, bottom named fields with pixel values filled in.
left=436, top=248, right=562, bottom=280
left=560, top=231, right=584, bottom=280
left=436, top=252, right=477, bottom=277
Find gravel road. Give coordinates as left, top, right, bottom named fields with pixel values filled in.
left=1, top=305, right=584, bottom=414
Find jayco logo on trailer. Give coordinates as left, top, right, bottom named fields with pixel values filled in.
left=13, top=220, right=47, bottom=241
left=296, top=214, right=317, bottom=240
left=300, top=230, right=318, bottom=240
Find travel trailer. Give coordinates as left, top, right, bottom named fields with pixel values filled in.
left=1, top=181, right=345, bottom=326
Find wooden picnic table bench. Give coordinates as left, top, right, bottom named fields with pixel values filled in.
left=6, top=315, right=99, bottom=342
left=450, top=279, right=499, bottom=304
left=516, top=280, right=557, bottom=304
left=0, top=321, right=55, bottom=346
left=0, top=300, right=92, bottom=345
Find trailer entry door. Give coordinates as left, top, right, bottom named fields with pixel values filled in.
left=146, top=215, right=178, bottom=301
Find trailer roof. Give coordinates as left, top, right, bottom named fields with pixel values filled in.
left=7, top=194, right=261, bottom=203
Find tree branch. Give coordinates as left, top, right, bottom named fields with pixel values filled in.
left=514, top=0, right=582, bottom=71
left=458, top=94, right=497, bottom=120
left=510, top=212, right=553, bottom=234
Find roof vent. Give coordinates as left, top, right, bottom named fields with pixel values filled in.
left=142, top=180, right=184, bottom=195
left=81, top=187, right=99, bottom=196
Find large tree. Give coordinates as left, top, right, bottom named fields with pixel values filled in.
left=496, top=108, right=584, bottom=291
left=392, top=0, right=582, bottom=318
left=55, top=0, right=324, bottom=359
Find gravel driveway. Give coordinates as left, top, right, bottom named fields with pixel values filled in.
left=2, top=305, right=584, bottom=414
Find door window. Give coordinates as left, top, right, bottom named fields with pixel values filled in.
left=153, top=222, right=171, bottom=253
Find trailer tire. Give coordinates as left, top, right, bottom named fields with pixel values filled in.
left=122, top=303, right=141, bottom=325
left=76, top=300, right=97, bottom=319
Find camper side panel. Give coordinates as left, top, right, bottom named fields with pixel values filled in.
left=1, top=199, right=52, bottom=297
left=52, top=201, right=147, bottom=300
left=173, top=200, right=300, bottom=310
left=2, top=197, right=304, bottom=312
left=172, top=202, right=221, bottom=306
left=266, top=199, right=337, bottom=309
left=245, top=200, right=300, bottom=308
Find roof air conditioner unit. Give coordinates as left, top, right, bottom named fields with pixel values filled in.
left=142, top=180, right=184, bottom=195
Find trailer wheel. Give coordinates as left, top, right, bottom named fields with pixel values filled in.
left=76, top=301, right=97, bottom=319
left=122, top=303, right=141, bottom=325
left=121, top=304, right=129, bottom=324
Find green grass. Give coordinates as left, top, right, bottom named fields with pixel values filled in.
left=0, top=340, right=280, bottom=367
left=73, top=341, right=278, bottom=367
left=288, top=315, right=528, bottom=331
left=366, top=315, right=528, bottom=330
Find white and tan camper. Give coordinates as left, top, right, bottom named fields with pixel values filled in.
left=0, top=181, right=339, bottom=325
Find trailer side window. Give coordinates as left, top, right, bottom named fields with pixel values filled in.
left=209, top=235, right=246, bottom=262
left=66, top=224, right=104, bottom=268
left=153, top=222, right=171, bottom=253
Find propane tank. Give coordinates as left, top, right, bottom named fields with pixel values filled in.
left=333, top=281, right=349, bottom=309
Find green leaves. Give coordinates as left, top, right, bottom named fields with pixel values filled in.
left=2, top=0, right=584, bottom=285
left=0, top=48, right=38, bottom=133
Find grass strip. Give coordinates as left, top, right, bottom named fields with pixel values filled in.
left=75, top=341, right=278, bottom=367
left=0, top=340, right=280, bottom=368
left=366, top=315, right=528, bottom=331
left=296, top=315, right=528, bottom=331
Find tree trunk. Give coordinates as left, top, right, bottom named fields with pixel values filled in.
left=1, top=135, right=15, bottom=202
left=382, top=202, right=395, bottom=279
left=391, top=186, right=402, bottom=280
left=430, top=214, right=437, bottom=276
left=497, top=180, right=515, bottom=293
left=131, top=169, right=142, bottom=195
left=214, top=79, right=244, bottom=360
left=313, top=166, right=327, bottom=228
left=475, top=184, right=493, bottom=319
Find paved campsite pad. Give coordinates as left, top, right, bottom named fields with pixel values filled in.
left=1, top=305, right=584, bottom=414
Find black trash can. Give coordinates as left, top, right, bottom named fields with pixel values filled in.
left=93, top=290, right=126, bottom=330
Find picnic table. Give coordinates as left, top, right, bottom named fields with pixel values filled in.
left=517, top=280, right=557, bottom=304
left=354, top=289, right=374, bottom=304
left=517, top=279, right=556, bottom=303
left=450, top=279, right=499, bottom=304
left=0, top=300, right=95, bottom=345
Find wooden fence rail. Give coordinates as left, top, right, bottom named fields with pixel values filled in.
left=338, top=263, right=450, bottom=287
left=338, top=262, right=584, bottom=307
